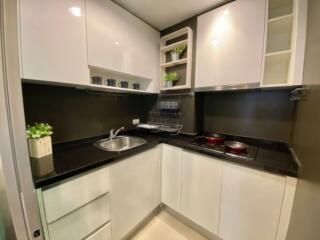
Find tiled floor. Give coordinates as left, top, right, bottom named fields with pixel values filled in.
left=131, top=211, right=208, bottom=240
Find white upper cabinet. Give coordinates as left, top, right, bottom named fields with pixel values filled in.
left=261, top=0, right=308, bottom=87
left=181, top=150, right=223, bottom=235
left=195, top=0, right=266, bottom=89
left=219, top=163, right=286, bottom=240
left=19, top=0, right=89, bottom=85
left=86, top=0, right=160, bottom=82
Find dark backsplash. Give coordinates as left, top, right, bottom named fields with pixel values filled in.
left=198, top=89, right=296, bottom=143
left=22, top=83, right=157, bottom=143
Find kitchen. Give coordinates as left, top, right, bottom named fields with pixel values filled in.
left=0, top=0, right=319, bottom=240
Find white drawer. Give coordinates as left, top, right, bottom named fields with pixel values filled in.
left=43, top=166, right=110, bottom=223
left=85, top=223, right=112, bottom=240
left=48, top=194, right=111, bottom=240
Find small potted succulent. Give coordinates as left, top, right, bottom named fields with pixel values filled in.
left=171, top=45, right=186, bottom=61
left=164, top=72, right=179, bottom=88
left=27, top=123, right=54, bottom=177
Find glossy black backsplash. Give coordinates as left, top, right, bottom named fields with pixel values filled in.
left=198, top=89, right=296, bottom=143
left=22, top=83, right=157, bottom=143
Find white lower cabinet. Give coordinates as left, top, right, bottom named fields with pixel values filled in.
left=219, top=163, right=286, bottom=240
left=48, top=194, right=110, bottom=240
left=181, top=150, right=223, bottom=235
left=110, top=146, right=162, bottom=240
left=37, top=144, right=296, bottom=240
left=161, top=144, right=182, bottom=212
left=85, top=223, right=112, bottom=240
left=37, top=166, right=111, bottom=240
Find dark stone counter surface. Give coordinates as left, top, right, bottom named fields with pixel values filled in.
left=34, top=130, right=299, bottom=188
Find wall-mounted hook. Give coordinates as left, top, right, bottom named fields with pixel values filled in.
left=290, top=86, right=309, bottom=101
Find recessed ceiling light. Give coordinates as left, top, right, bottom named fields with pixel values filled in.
left=69, top=7, right=82, bottom=17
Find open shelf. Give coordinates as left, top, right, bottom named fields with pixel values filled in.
left=161, top=58, right=188, bottom=68
left=269, top=0, right=293, bottom=19
left=160, top=27, right=193, bottom=91
left=88, top=65, right=154, bottom=93
left=88, top=84, right=152, bottom=94
left=160, top=85, right=190, bottom=91
left=265, top=49, right=292, bottom=57
left=268, top=13, right=293, bottom=23
left=161, top=40, right=188, bottom=52
left=263, top=51, right=291, bottom=85
left=266, top=15, right=293, bottom=53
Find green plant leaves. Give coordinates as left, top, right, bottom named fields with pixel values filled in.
left=171, top=45, right=186, bottom=55
left=164, top=72, right=179, bottom=81
left=26, top=123, right=53, bottom=139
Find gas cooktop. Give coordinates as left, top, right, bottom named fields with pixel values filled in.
left=189, top=136, right=258, bottom=162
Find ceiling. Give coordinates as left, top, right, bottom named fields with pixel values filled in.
left=112, top=0, right=229, bottom=30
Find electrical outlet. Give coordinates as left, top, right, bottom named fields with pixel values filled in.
left=132, top=119, right=140, bottom=125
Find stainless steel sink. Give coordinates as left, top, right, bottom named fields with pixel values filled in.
left=95, top=136, right=147, bottom=152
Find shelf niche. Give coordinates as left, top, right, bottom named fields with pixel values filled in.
left=262, top=0, right=295, bottom=86
left=269, top=0, right=294, bottom=19
left=263, top=52, right=291, bottom=85
left=160, top=27, right=193, bottom=91
left=266, top=15, right=293, bottom=53
left=88, top=66, right=153, bottom=94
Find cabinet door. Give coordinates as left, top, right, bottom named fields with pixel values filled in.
left=86, top=0, right=128, bottom=73
left=19, top=0, right=89, bottom=85
left=161, top=144, right=182, bottom=212
left=181, top=150, right=223, bottom=235
left=42, top=166, right=110, bottom=223
left=219, top=163, right=286, bottom=240
left=86, top=0, right=160, bottom=81
left=195, top=0, right=266, bottom=88
left=110, top=146, right=161, bottom=240
left=48, top=194, right=110, bottom=240
left=85, top=223, right=112, bottom=240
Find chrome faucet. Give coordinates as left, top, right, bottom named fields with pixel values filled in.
left=109, top=126, right=125, bottom=139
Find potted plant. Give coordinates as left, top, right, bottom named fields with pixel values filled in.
left=27, top=123, right=54, bottom=177
left=164, top=72, right=179, bottom=88
left=171, top=45, right=186, bottom=61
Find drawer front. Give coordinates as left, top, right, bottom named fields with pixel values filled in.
left=48, top=194, right=111, bottom=240
left=43, top=166, right=110, bottom=223
left=85, top=223, right=112, bottom=240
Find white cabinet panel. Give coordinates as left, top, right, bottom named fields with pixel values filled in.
left=85, top=223, right=112, bottom=240
left=161, top=144, right=182, bottom=212
left=181, top=150, right=223, bottom=235
left=110, top=146, right=161, bottom=240
left=48, top=194, right=110, bottom=240
left=86, top=0, right=160, bottom=82
left=42, top=166, right=110, bottom=223
left=19, top=0, right=89, bottom=85
left=219, top=163, right=286, bottom=240
left=276, top=177, right=297, bottom=240
left=86, top=0, right=128, bottom=73
left=195, top=0, right=266, bottom=88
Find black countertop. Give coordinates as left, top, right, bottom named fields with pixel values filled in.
left=34, top=131, right=299, bottom=188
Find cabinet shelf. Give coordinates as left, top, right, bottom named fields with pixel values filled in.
left=265, top=49, right=292, bottom=57
left=269, top=0, right=293, bottom=19
left=160, top=40, right=188, bottom=52
left=161, top=58, right=188, bottom=68
left=268, top=13, right=293, bottom=23
left=266, top=15, right=293, bottom=54
left=88, top=84, right=153, bottom=94
left=160, top=85, right=190, bottom=91
left=160, top=27, right=193, bottom=91
left=263, top=51, right=291, bottom=85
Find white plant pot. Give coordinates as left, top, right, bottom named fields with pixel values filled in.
left=171, top=52, right=180, bottom=62
left=28, top=136, right=54, bottom=177
left=164, top=81, right=173, bottom=88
